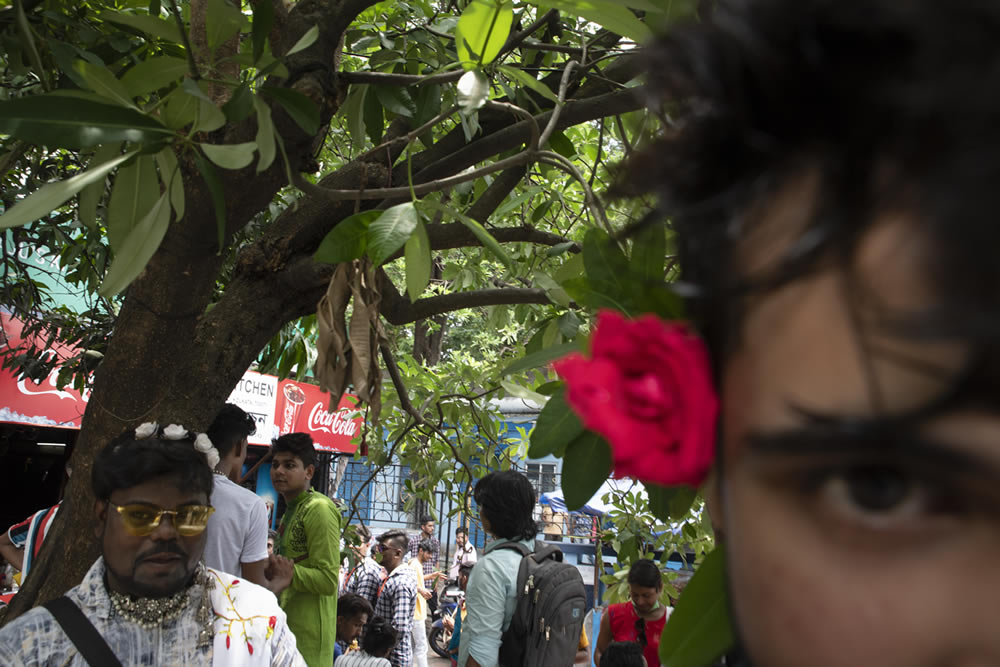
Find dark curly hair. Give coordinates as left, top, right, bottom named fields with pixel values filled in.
left=627, top=559, right=663, bottom=590
left=92, top=427, right=213, bottom=502
left=474, top=470, right=537, bottom=541
left=272, top=432, right=316, bottom=468
left=362, top=615, right=399, bottom=657
left=616, top=0, right=1000, bottom=420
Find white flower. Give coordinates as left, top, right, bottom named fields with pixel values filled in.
left=162, top=424, right=188, bottom=440
left=457, top=70, right=489, bottom=114
left=205, top=449, right=220, bottom=469
left=135, top=422, right=158, bottom=439
left=193, top=433, right=214, bottom=453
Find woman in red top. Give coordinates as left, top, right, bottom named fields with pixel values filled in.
left=595, top=559, right=669, bottom=667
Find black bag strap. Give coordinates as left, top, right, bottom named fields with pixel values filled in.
left=43, top=596, right=123, bottom=667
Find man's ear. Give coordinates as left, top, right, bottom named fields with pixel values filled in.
left=94, top=500, right=108, bottom=539
left=305, top=464, right=315, bottom=482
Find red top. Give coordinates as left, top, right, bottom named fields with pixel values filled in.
left=607, top=601, right=667, bottom=667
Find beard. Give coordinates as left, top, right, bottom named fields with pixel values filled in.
left=107, top=542, right=197, bottom=598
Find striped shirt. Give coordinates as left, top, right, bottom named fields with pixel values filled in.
left=7, top=503, right=60, bottom=579
left=373, top=566, right=417, bottom=667
left=334, top=651, right=391, bottom=667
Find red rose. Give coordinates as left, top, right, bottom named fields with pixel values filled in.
left=269, top=616, right=277, bottom=629
left=553, top=310, right=717, bottom=487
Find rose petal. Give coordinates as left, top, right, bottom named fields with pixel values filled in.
left=162, top=424, right=188, bottom=440
left=135, top=422, right=158, bottom=439
left=194, top=433, right=214, bottom=453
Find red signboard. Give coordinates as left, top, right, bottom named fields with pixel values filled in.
left=0, top=313, right=364, bottom=455
left=274, top=379, right=363, bottom=453
left=0, top=313, right=87, bottom=429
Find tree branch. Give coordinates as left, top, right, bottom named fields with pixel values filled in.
left=380, top=280, right=551, bottom=326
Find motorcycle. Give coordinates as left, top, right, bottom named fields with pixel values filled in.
left=429, top=581, right=463, bottom=659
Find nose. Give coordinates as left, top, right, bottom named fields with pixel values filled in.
left=148, top=512, right=180, bottom=541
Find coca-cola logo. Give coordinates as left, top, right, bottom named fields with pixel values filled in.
left=307, top=402, right=359, bottom=437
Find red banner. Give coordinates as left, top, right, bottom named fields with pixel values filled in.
left=274, top=379, right=362, bottom=453
left=0, top=313, right=87, bottom=429
left=1, top=313, right=364, bottom=455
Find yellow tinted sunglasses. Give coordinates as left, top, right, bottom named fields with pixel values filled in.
left=111, top=503, right=215, bottom=537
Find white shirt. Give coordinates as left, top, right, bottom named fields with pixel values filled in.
left=204, top=474, right=269, bottom=575
left=334, top=652, right=391, bottom=667
left=449, top=541, right=478, bottom=579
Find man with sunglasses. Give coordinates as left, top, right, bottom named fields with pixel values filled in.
left=372, top=530, right=417, bottom=667
left=0, top=422, right=305, bottom=666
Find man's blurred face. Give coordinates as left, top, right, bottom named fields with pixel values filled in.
left=421, top=520, right=434, bottom=537
left=97, top=475, right=208, bottom=598
left=456, top=531, right=466, bottom=548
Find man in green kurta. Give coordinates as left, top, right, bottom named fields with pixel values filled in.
left=266, top=433, right=342, bottom=667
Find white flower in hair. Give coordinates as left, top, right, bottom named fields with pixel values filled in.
left=205, top=449, right=220, bottom=469
left=162, top=424, right=188, bottom=440
left=193, top=433, right=214, bottom=453
left=135, top=422, right=158, bottom=439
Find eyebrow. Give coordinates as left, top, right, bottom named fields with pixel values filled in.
left=744, top=425, right=1000, bottom=482
left=118, top=498, right=207, bottom=507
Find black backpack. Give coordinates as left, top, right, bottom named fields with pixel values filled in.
left=497, top=540, right=588, bottom=667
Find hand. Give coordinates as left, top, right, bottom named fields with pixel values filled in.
left=265, top=554, right=294, bottom=594
left=443, top=615, right=454, bottom=631
left=420, top=588, right=433, bottom=600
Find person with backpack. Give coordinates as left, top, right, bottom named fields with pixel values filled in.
left=458, top=470, right=586, bottom=667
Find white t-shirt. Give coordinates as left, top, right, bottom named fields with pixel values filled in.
left=203, top=475, right=269, bottom=575
left=335, top=652, right=391, bottom=667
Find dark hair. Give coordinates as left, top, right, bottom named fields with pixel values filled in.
left=337, top=592, right=373, bottom=619
left=268, top=530, right=278, bottom=541
left=378, top=529, right=408, bottom=552
left=272, top=432, right=315, bottom=468
left=627, top=559, right=663, bottom=590
left=92, top=428, right=213, bottom=502
left=356, top=524, right=371, bottom=541
left=419, top=514, right=434, bottom=526
left=458, top=562, right=475, bottom=579
left=602, top=641, right=645, bottom=667
left=455, top=526, right=467, bottom=536
left=473, top=470, right=536, bottom=541
left=417, top=539, right=433, bottom=554
left=618, top=0, right=1000, bottom=418
left=206, top=404, right=256, bottom=459
left=362, top=615, right=399, bottom=657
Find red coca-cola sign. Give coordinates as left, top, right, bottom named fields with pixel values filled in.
left=0, top=312, right=88, bottom=429
left=274, top=379, right=362, bottom=454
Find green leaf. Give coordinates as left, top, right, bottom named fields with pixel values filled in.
left=420, top=200, right=513, bottom=271
left=154, top=147, right=185, bottom=222
left=455, top=0, right=514, bottom=68
left=260, top=87, right=320, bottom=135
left=222, top=84, right=255, bottom=123
left=500, top=380, right=548, bottom=406
left=193, top=152, right=227, bottom=246
left=206, top=0, right=244, bottom=50
left=498, top=65, right=560, bottom=104
left=547, top=130, right=576, bottom=158
left=314, top=210, right=379, bottom=264
left=405, top=220, right=431, bottom=301
left=75, top=61, right=135, bottom=108
left=286, top=25, right=319, bottom=56
left=107, top=155, right=159, bottom=253
left=78, top=142, right=122, bottom=229
left=561, top=431, right=612, bottom=510
left=528, top=388, right=584, bottom=459
left=100, top=11, right=183, bottom=43
left=161, top=88, right=199, bottom=129
left=502, top=340, right=577, bottom=376
left=253, top=97, right=276, bottom=173
left=251, top=0, right=274, bottom=63
left=583, top=228, right=631, bottom=300
left=200, top=142, right=257, bottom=170
left=546, top=241, right=576, bottom=257
left=362, top=84, right=384, bottom=145
left=536, top=0, right=652, bottom=43
left=0, top=96, right=171, bottom=149
left=533, top=270, right=570, bottom=307
left=121, top=56, right=189, bottom=98
left=374, top=85, right=416, bottom=118
left=0, top=151, right=137, bottom=230
left=632, top=221, right=666, bottom=281
left=647, top=485, right=696, bottom=523
left=367, top=202, right=419, bottom=266
left=340, top=85, right=368, bottom=149
left=98, top=191, right=172, bottom=297
left=660, top=546, right=734, bottom=667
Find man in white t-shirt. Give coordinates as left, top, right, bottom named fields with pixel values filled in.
left=203, top=404, right=270, bottom=586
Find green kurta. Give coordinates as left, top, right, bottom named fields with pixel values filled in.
left=276, top=487, right=342, bottom=667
